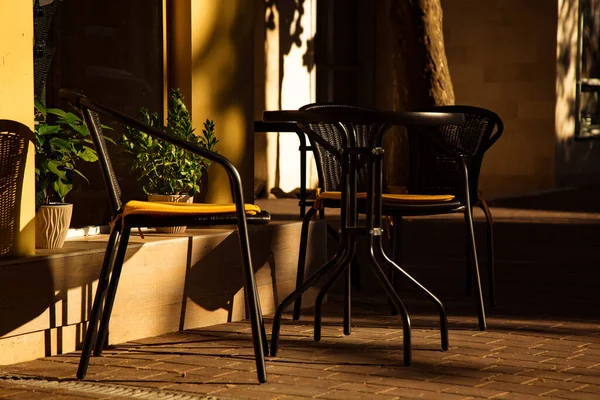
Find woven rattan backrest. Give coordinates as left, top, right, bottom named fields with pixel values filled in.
left=299, top=104, right=384, bottom=193
left=407, top=105, right=503, bottom=202
left=79, top=108, right=123, bottom=215
left=0, top=121, right=33, bottom=256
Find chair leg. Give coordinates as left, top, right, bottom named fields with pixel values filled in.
left=479, top=202, right=495, bottom=308
left=366, top=240, right=412, bottom=366
left=464, top=209, right=487, bottom=330
left=314, top=243, right=356, bottom=341
left=249, top=268, right=269, bottom=357
left=388, top=216, right=403, bottom=316
left=271, top=244, right=349, bottom=357
left=77, top=228, right=120, bottom=379
left=93, top=227, right=132, bottom=356
left=235, top=218, right=267, bottom=383
left=344, top=260, right=352, bottom=336
left=373, top=234, right=449, bottom=351
left=326, top=220, right=354, bottom=334
left=465, top=222, right=472, bottom=297
left=293, top=207, right=317, bottom=320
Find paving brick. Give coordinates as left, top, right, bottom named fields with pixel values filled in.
left=430, top=374, right=490, bottom=387
left=560, top=367, right=600, bottom=377
left=495, top=359, right=562, bottom=372
left=322, top=371, right=383, bottom=383
left=367, top=376, right=454, bottom=392
left=265, top=364, right=330, bottom=379
left=528, top=377, right=588, bottom=391
left=517, top=369, right=581, bottom=382
left=316, top=389, right=399, bottom=400
left=569, top=375, right=600, bottom=385
left=485, top=374, right=538, bottom=384
left=575, top=384, right=600, bottom=394
left=492, top=393, right=557, bottom=400
left=441, top=384, right=509, bottom=398
left=380, top=386, right=469, bottom=399
left=549, top=390, right=600, bottom=400
left=212, top=387, right=281, bottom=400
left=326, top=364, right=386, bottom=375
left=266, top=374, right=343, bottom=389
left=249, top=382, right=328, bottom=397
left=333, top=382, right=396, bottom=394
left=479, top=381, right=559, bottom=395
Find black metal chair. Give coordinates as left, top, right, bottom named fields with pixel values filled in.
left=293, top=104, right=502, bottom=332
left=401, top=105, right=502, bottom=306
left=59, top=89, right=270, bottom=383
left=0, top=121, right=33, bottom=257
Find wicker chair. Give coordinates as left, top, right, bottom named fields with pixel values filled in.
left=59, top=89, right=270, bottom=383
left=292, top=104, right=503, bottom=332
left=0, top=121, right=34, bottom=257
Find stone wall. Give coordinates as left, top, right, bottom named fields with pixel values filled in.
left=443, top=0, right=558, bottom=197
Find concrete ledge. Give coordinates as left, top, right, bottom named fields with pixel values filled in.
left=0, top=220, right=327, bottom=364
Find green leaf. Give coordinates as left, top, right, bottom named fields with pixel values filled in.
left=72, top=168, right=90, bottom=184
left=103, top=135, right=116, bottom=144
left=47, top=160, right=67, bottom=180
left=69, top=122, right=88, bottom=136
left=54, top=179, right=72, bottom=202
left=47, top=108, right=68, bottom=118
left=35, top=189, right=46, bottom=212
left=37, top=124, right=60, bottom=135
left=34, top=99, right=47, bottom=118
left=78, top=146, right=98, bottom=162
left=49, top=137, right=71, bottom=151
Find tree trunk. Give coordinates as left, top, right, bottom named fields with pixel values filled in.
left=390, top=0, right=454, bottom=110
left=384, top=0, right=454, bottom=187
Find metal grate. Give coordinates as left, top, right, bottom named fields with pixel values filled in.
left=0, top=375, right=222, bottom=400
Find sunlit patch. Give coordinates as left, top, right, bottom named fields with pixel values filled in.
left=264, top=0, right=317, bottom=194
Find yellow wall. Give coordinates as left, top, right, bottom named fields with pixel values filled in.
left=0, top=0, right=35, bottom=256
left=168, top=0, right=256, bottom=203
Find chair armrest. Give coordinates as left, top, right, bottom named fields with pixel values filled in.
left=59, top=89, right=248, bottom=209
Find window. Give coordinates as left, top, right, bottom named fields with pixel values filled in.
left=576, top=0, right=600, bottom=138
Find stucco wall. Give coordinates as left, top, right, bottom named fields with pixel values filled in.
left=442, top=0, right=558, bottom=198
left=0, top=0, right=35, bottom=256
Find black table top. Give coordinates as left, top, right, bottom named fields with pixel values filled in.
left=263, top=109, right=465, bottom=126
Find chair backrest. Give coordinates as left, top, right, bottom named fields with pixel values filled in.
left=299, top=104, right=384, bottom=193
left=407, top=105, right=503, bottom=202
left=61, top=89, right=251, bottom=219
left=79, top=108, right=124, bottom=216
left=0, top=120, right=34, bottom=256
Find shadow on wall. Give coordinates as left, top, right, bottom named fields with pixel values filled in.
left=182, top=228, right=278, bottom=327
left=556, top=0, right=600, bottom=186
left=0, top=242, right=144, bottom=357
left=266, top=0, right=314, bottom=94
left=0, top=226, right=281, bottom=358
left=261, top=0, right=315, bottom=193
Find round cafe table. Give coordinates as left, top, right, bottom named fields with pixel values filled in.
left=263, top=108, right=465, bottom=366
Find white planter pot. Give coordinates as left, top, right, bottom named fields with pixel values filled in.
left=147, top=194, right=193, bottom=234
left=35, top=203, right=73, bottom=249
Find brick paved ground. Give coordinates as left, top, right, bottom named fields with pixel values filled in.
left=1, top=299, right=598, bottom=400
left=1, top=192, right=600, bottom=399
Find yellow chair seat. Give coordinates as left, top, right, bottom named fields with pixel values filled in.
left=317, top=191, right=455, bottom=203
left=122, top=200, right=261, bottom=217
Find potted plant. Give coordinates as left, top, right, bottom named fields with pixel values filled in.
left=120, top=88, right=218, bottom=233
left=34, top=100, right=103, bottom=248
